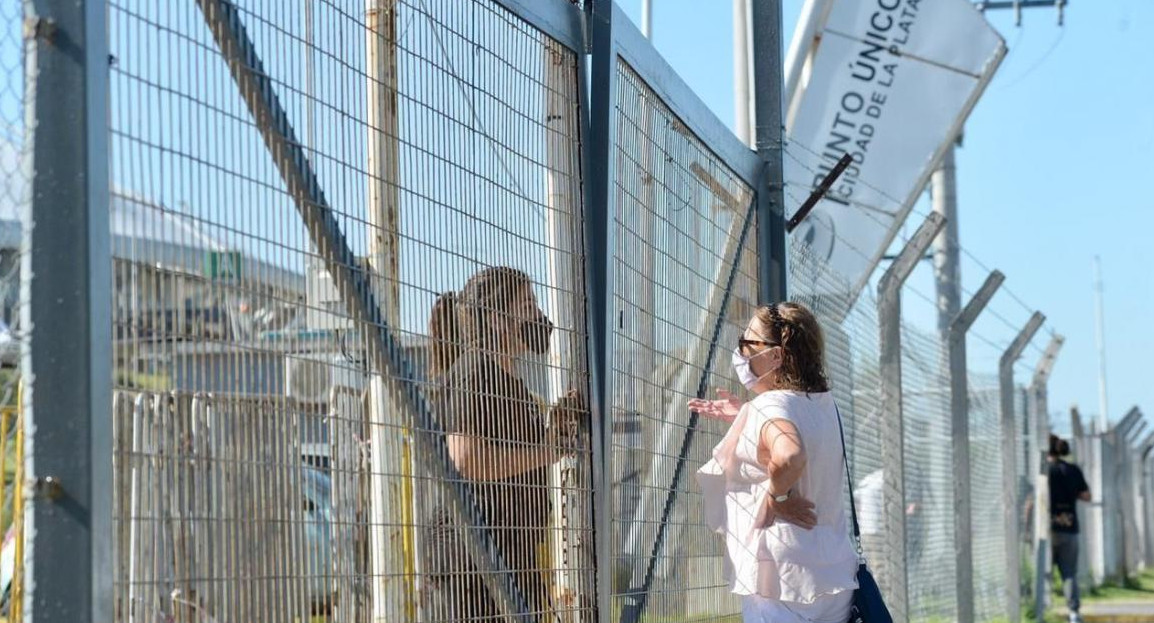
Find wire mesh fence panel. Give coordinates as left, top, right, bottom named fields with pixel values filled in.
left=611, top=59, right=757, bottom=623
left=789, top=241, right=888, bottom=595
left=899, top=325, right=957, bottom=623
left=108, top=1, right=591, bottom=622
left=0, top=0, right=25, bottom=618
left=969, top=373, right=1009, bottom=622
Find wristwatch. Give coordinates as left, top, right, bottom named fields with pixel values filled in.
left=773, top=490, right=791, bottom=503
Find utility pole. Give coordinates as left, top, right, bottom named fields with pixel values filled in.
left=935, top=1, right=1067, bottom=340
left=734, top=0, right=751, bottom=146
left=932, top=143, right=961, bottom=342
left=1093, top=256, right=1108, bottom=428
left=751, top=0, right=788, bottom=301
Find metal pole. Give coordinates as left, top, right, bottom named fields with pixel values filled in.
left=22, top=0, right=113, bottom=620
left=1111, top=409, right=1141, bottom=578
left=877, top=212, right=946, bottom=623
left=733, top=0, right=751, bottom=146
left=1070, top=407, right=1094, bottom=587
left=932, top=145, right=961, bottom=341
left=364, top=3, right=409, bottom=620
left=641, top=0, right=652, bottom=39
left=1030, top=334, right=1064, bottom=623
left=543, top=33, right=586, bottom=612
left=1093, top=257, right=1108, bottom=430
left=751, top=0, right=787, bottom=301
left=586, top=2, right=618, bottom=622
left=948, top=270, right=1004, bottom=623
left=999, top=311, right=1046, bottom=623
left=782, top=0, right=830, bottom=129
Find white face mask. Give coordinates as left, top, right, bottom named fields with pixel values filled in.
left=732, top=347, right=761, bottom=390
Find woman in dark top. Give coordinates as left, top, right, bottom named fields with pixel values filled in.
left=426, top=266, right=582, bottom=622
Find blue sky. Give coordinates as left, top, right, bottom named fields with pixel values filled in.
left=617, top=0, right=1154, bottom=431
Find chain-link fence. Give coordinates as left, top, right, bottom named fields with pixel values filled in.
left=0, top=0, right=24, bottom=619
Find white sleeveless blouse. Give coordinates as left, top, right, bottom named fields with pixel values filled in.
left=696, top=390, right=858, bottom=603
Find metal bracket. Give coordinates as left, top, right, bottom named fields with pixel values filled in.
left=786, top=152, right=852, bottom=234
left=24, top=17, right=57, bottom=43
left=34, top=476, right=63, bottom=501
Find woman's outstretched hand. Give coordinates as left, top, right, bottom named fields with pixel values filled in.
left=686, top=388, right=744, bottom=424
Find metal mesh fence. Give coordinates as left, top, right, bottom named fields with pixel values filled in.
left=788, top=239, right=889, bottom=600
left=610, top=59, right=756, bottom=623
left=969, top=373, right=1009, bottom=622
left=22, top=0, right=1133, bottom=620
left=0, top=0, right=24, bottom=618
left=791, top=234, right=1015, bottom=623
left=108, top=1, right=591, bottom=621
left=900, top=325, right=957, bottom=623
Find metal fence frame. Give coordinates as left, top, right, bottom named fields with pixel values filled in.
left=949, top=270, right=1005, bottom=623
left=592, top=5, right=772, bottom=623
left=23, top=1, right=113, bottom=621
left=876, top=213, right=946, bottom=623
left=998, top=311, right=1044, bottom=623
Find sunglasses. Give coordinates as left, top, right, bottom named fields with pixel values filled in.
left=737, top=337, right=777, bottom=354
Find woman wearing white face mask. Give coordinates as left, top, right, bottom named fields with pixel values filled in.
left=692, top=302, right=859, bottom=623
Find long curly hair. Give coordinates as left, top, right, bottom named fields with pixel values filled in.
left=428, top=266, right=533, bottom=376
left=756, top=301, right=830, bottom=393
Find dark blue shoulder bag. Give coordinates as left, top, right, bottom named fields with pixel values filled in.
left=835, top=405, right=894, bottom=623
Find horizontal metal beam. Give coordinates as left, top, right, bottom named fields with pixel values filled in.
left=977, top=0, right=1065, bottom=9
left=490, top=0, right=586, bottom=53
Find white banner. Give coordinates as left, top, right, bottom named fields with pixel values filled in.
left=784, top=0, right=1006, bottom=297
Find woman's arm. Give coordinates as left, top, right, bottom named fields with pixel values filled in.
left=448, top=434, right=563, bottom=481
left=758, top=418, right=807, bottom=498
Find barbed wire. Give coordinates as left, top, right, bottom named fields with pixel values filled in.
left=783, top=138, right=1052, bottom=345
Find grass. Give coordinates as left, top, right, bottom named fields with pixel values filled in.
left=1081, top=568, right=1154, bottom=603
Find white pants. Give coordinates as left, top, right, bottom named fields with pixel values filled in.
left=741, top=591, right=853, bottom=623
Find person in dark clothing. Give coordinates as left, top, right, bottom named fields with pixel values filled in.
left=1048, top=435, right=1091, bottom=623
left=425, top=266, right=584, bottom=622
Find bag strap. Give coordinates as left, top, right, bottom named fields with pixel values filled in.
left=834, top=403, right=863, bottom=549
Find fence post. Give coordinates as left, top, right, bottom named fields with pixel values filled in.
left=1029, top=334, right=1064, bottom=622
left=877, top=212, right=946, bottom=623
left=364, top=2, right=410, bottom=620
left=1110, top=409, right=1142, bottom=579
left=1069, top=408, right=1095, bottom=587
left=1141, top=434, right=1154, bottom=569
left=999, top=311, right=1045, bottom=623
left=948, top=270, right=1005, bottom=623
left=586, top=2, right=618, bottom=622
left=22, top=0, right=113, bottom=620
left=751, top=0, right=787, bottom=301
left=1125, top=420, right=1147, bottom=576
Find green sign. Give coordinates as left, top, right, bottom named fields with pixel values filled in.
left=205, top=251, right=243, bottom=282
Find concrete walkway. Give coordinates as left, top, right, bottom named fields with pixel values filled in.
left=1056, top=601, right=1154, bottom=623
